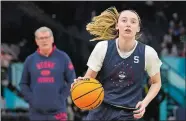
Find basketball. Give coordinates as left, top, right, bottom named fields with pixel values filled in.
left=71, top=78, right=104, bottom=110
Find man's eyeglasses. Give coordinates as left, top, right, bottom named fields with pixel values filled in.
left=36, top=36, right=51, bottom=40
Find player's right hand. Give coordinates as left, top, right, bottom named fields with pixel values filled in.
left=71, top=77, right=84, bottom=89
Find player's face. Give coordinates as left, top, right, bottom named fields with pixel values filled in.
left=116, top=10, right=140, bottom=39
left=35, top=31, right=54, bottom=50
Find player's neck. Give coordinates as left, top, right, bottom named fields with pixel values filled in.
left=118, top=36, right=136, bottom=52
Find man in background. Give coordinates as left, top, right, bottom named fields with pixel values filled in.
left=19, top=26, right=76, bottom=121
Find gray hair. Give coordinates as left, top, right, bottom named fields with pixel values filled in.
left=34, top=26, right=53, bottom=37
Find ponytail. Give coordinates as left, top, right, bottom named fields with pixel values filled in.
left=86, top=7, right=119, bottom=41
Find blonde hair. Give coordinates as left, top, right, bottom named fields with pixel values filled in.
left=86, top=7, right=141, bottom=41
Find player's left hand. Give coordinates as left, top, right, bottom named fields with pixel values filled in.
left=133, top=101, right=147, bottom=119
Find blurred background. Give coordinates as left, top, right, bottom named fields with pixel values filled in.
left=1, top=1, right=186, bottom=121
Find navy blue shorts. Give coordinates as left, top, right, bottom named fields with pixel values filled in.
left=29, top=108, right=67, bottom=121
left=85, top=102, right=136, bottom=121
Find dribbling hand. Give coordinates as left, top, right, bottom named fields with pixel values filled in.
left=71, top=77, right=84, bottom=89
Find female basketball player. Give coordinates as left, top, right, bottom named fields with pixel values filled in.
left=72, top=7, right=162, bottom=120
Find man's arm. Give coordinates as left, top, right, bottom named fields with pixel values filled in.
left=19, top=56, right=33, bottom=103
left=62, top=53, right=76, bottom=99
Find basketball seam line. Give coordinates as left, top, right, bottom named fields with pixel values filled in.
left=71, top=82, right=100, bottom=92
left=73, top=86, right=102, bottom=101
left=79, top=89, right=104, bottom=109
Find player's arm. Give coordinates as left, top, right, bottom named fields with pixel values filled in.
left=84, top=68, right=98, bottom=78
left=142, top=72, right=161, bottom=107
left=83, top=41, right=108, bottom=79
left=73, top=41, right=107, bottom=83
left=19, top=56, right=33, bottom=103
left=134, top=46, right=162, bottom=118
left=142, top=46, right=162, bottom=107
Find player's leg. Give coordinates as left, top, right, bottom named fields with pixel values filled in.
left=85, top=103, right=110, bottom=120
left=94, top=103, right=137, bottom=121
left=114, top=109, right=136, bottom=121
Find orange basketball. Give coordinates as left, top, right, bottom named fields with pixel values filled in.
left=71, top=78, right=104, bottom=110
